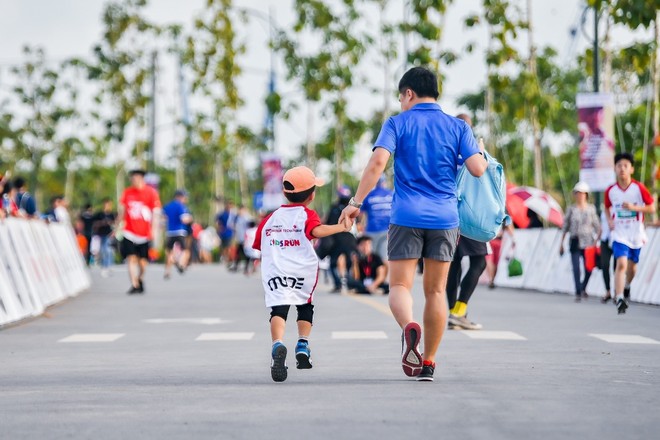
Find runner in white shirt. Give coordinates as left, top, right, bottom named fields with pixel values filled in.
left=253, top=166, right=352, bottom=382
left=604, top=152, right=655, bottom=314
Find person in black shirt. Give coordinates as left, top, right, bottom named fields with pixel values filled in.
left=346, top=236, right=389, bottom=295
left=79, top=203, right=96, bottom=265
left=92, top=199, right=116, bottom=276
left=324, top=186, right=358, bottom=292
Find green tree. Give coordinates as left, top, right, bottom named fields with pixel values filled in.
left=274, top=0, right=371, bottom=186
left=183, top=0, right=246, bottom=220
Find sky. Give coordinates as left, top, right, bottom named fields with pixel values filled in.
left=0, top=0, right=651, bottom=176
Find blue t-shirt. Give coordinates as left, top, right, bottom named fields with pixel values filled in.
left=163, top=200, right=190, bottom=237
left=216, top=210, right=235, bottom=240
left=362, top=185, right=393, bottom=234
left=374, top=103, right=480, bottom=229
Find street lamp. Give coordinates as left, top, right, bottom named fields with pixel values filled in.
left=237, top=6, right=278, bottom=152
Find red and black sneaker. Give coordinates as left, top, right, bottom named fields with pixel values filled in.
left=401, top=322, right=423, bottom=377
left=416, top=360, right=435, bottom=382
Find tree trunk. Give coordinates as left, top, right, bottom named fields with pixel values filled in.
left=527, top=0, right=543, bottom=190
left=306, top=101, right=315, bottom=170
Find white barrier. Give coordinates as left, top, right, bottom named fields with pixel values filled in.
left=495, top=227, right=660, bottom=305
left=0, top=218, right=90, bottom=327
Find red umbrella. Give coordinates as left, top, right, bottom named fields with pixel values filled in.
left=506, top=185, right=564, bottom=228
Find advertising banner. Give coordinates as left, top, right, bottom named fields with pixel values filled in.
left=261, top=153, right=284, bottom=211
left=577, top=93, right=616, bottom=191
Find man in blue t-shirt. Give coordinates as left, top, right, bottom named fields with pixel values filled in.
left=13, top=176, right=37, bottom=218
left=360, top=176, right=393, bottom=263
left=163, top=189, right=193, bottom=279
left=215, top=200, right=236, bottom=265
left=340, top=67, right=488, bottom=382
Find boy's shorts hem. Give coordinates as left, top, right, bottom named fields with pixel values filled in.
left=388, top=225, right=459, bottom=262
left=612, top=241, right=642, bottom=264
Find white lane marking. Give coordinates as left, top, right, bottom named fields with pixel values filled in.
left=331, top=331, right=388, bottom=340
left=459, top=331, right=527, bottom=341
left=59, top=333, right=125, bottom=343
left=144, top=318, right=231, bottom=325
left=196, top=332, right=255, bottom=341
left=589, top=334, right=660, bottom=344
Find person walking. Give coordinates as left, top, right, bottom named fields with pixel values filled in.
left=599, top=210, right=615, bottom=303
left=360, top=176, right=393, bottom=262
left=339, top=67, right=487, bottom=381
left=252, top=166, right=352, bottom=382
left=162, top=189, right=193, bottom=279
left=604, top=152, right=655, bottom=314
left=119, top=169, right=161, bottom=294
left=93, top=198, right=117, bottom=278
left=446, top=113, right=489, bottom=330
left=79, top=203, right=95, bottom=265
left=215, top=200, right=236, bottom=266
left=325, top=186, right=357, bottom=292
left=559, top=181, right=601, bottom=302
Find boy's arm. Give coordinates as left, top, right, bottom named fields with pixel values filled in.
left=311, top=221, right=350, bottom=239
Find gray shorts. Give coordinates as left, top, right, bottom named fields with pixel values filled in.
left=388, top=224, right=459, bottom=262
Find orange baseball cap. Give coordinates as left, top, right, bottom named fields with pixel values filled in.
left=282, top=166, right=325, bottom=193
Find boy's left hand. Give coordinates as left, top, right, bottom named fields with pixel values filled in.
left=341, top=216, right=354, bottom=232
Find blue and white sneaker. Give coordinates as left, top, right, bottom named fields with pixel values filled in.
left=295, top=340, right=313, bottom=369
left=271, top=342, right=288, bottom=382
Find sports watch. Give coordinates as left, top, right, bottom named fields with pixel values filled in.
left=348, top=197, right=363, bottom=209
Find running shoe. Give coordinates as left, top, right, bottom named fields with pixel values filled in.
left=271, top=342, right=288, bottom=382
left=401, top=322, right=423, bottom=377
left=127, top=285, right=141, bottom=295
left=295, top=340, right=313, bottom=369
left=616, top=297, right=628, bottom=315
left=448, top=314, right=483, bottom=330
left=416, top=361, right=435, bottom=382
left=600, top=294, right=612, bottom=304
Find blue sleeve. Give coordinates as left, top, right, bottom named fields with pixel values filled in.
left=28, top=197, right=36, bottom=215
left=457, top=122, right=480, bottom=166
left=374, top=117, right=397, bottom=154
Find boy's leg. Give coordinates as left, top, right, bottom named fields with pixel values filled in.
left=614, top=256, right=628, bottom=297
left=295, top=304, right=314, bottom=369
left=580, top=250, right=593, bottom=294
left=270, top=306, right=289, bottom=382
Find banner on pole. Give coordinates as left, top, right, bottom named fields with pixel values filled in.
left=577, top=93, right=616, bottom=192
left=261, top=153, right=284, bottom=211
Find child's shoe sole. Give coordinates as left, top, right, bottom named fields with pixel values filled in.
left=271, top=344, right=288, bottom=382
left=295, top=352, right=313, bottom=369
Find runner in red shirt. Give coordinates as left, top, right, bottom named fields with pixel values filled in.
left=119, top=169, right=161, bottom=294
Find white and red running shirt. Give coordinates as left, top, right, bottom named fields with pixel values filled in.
left=604, top=180, right=653, bottom=249
left=120, top=186, right=161, bottom=244
left=253, top=204, right=322, bottom=307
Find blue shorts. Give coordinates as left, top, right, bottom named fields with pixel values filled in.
left=612, top=242, right=642, bottom=264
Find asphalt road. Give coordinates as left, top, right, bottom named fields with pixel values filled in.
left=1, top=264, right=659, bottom=440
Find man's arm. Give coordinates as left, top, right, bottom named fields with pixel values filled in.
left=339, top=147, right=390, bottom=223
left=464, top=138, right=488, bottom=177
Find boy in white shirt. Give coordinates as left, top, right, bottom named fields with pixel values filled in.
left=253, top=166, right=352, bottom=382
left=604, top=152, right=655, bottom=314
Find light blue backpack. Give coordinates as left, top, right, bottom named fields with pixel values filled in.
left=456, top=151, right=509, bottom=242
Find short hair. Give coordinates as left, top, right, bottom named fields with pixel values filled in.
left=13, top=176, right=26, bottom=189
left=356, top=235, right=372, bottom=245
left=614, top=152, right=634, bottom=166
left=101, top=197, right=112, bottom=204
left=398, top=67, right=439, bottom=99
left=284, top=186, right=315, bottom=204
